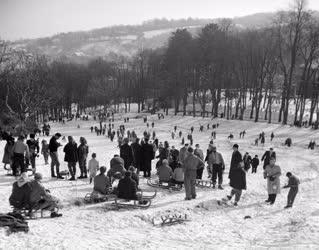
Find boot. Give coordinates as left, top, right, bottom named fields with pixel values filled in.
left=57, top=175, right=64, bottom=179
left=227, top=195, right=232, bottom=200
left=69, top=176, right=75, bottom=181
left=50, top=212, right=62, bottom=218
left=218, top=185, right=223, bottom=190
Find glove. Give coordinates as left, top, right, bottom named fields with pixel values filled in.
left=269, top=176, right=275, bottom=182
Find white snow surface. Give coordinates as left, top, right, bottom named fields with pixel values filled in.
left=0, top=114, right=319, bottom=249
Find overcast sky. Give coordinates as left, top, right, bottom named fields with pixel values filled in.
left=1, top=0, right=319, bottom=41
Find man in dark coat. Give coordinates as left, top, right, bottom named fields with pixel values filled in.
left=228, top=144, right=242, bottom=185
left=63, top=136, right=78, bottom=180
left=120, top=138, right=133, bottom=170
left=117, top=171, right=138, bottom=200
left=140, top=138, right=154, bottom=177
left=261, top=147, right=276, bottom=169
left=131, top=138, right=142, bottom=175
left=226, top=161, right=246, bottom=206
left=251, top=155, right=259, bottom=173
left=26, top=133, right=39, bottom=174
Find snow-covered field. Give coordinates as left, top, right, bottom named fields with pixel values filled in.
left=0, top=113, right=319, bottom=249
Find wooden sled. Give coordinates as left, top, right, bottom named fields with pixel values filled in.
left=195, top=179, right=214, bottom=188
left=147, top=179, right=182, bottom=191
left=11, top=206, right=60, bottom=220
left=84, top=191, right=117, bottom=204
left=152, top=214, right=190, bottom=227
left=113, top=197, right=152, bottom=209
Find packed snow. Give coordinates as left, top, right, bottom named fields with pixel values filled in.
left=0, top=113, right=319, bottom=249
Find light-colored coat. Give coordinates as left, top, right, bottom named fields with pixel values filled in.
left=264, top=164, right=281, bottom=194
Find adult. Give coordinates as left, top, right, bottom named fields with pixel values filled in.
left=12, top=135, right=30, bottom=176
left=243, top=152, right=252, bottom=171
left=117, top=171, right=138, bottom=200
left=226, top=161, right=246, bottom=206
left=228, top=144, right=242, bottom=189
left=263, top=157, right=281, bottom=205
left=183, top=147, right=204, bottom=200
left=94, top=166, right=111, bottom=195
left=9, top=172, right=32, bottom=210
left=140, top=138, right=154, bottom=178
left=107, top=155, right=126, bottom=180
left=194, top=144, right=204, bottom=179
left=29, top=173, right=62, bottom=217
left=120, top=138, right=133, bottom=170
left=2, top=136, right=14, bottom=170
left=63, top=136, right=78, bottom=181
left=156, top=141, right=170, bottom=168
left=261, top=147, right=276, bottom=170
left=131, top=138, right=142, bottom=175
left=283, top=172, right=300, bottom=208
left=78, top=137, right=89, bottom=178
left=26, top=133, right=40, bottom=174
left=251, top=155, right=259, bottom=174
left=206, top=144, right=225, bottom=189
left=49, top=133, right=63, bottom=179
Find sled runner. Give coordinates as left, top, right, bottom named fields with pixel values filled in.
left=195, top=179, right=214, bottom=188
left=147, top=179, right=182, bottom=191
left=11, top=205, right=60, bottom=219
left=152, top=214, right=190, bottom=227
left=84, top=191, right=117, bottom=204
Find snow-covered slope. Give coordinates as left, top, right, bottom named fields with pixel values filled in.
left=0, top=113, right=318, bottom=249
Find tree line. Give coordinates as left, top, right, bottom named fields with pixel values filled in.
left=0, top=0, right=318, bottom=132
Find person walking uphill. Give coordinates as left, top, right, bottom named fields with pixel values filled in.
left=226, top=161, right=246, bottom=206
left=263, top=157, right=281, bottom=204
left=49, top=133, right=63, bottom=179
left=183, top=147, right=204, bottom=200
left=78, top=137, right=89, bottom=179
left=63, top=136, right=78, bottom=181
left=229, top=144, right=242, bottom=187
left=283, top=172, right=300, bottom=208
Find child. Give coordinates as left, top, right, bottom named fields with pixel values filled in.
left=226, top=161, right=246, bottom=206
left=88, top=153, right=99, bottom=184
left=251, top=155, right=259, bottom=173
left=157, top=159, right=173, bottom=183
left=283, top=172, right=300, bottom=208
left=41, top=139, right=50, bottom=165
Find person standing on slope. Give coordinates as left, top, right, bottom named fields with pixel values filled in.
left=49, top=133, right=63, bottom=179
left=263, top=157, right=281, bottom=205
left=194, top=144, right=204, bottom=179
left=283, top=172, right=300, bottom=208
left=78, top=137, right=89, bottom=179
left=206, top=144, right=225, bottom=189
left=228, top=144, right=242, bottom=188
left=183, top=147, right=204, bottom=200
left=261, top=147, right=276, bottom=170
left=63, top=136, right=78, bottom=181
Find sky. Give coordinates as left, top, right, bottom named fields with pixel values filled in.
left=1, top=0, right=319, bottom=41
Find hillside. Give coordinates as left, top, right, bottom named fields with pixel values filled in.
left=10, top=13, right=277, bottom=62
left=10, top=11, right=319, bottom=63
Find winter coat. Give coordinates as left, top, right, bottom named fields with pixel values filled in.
left=179, top=147, right=188, bottom=164
left=263, top=164, right=281, bottom=194
left=120, top=143, right=133, bottom=169
left=49, top=136, right=60, bottom=153
left=158, top=147, right=170, bottom=161
left=131, top=142, right=142, bottom=168
left=26, top=139, right=39, bottom=155
left=63, top=142, right=78, bottom=162
left=107, top=156, right=126, bottom=178
left=228, top=151, right=242, bottom=180
left=141, top=143, right=154, bottom=171
left=169, top=160, right=181, bottom=172
left=261, top=151, right=276, bottom=167
left=206, top=151, right=225, bottom=169
left=284, top=175, right=300, bottom=191
left=252, top=158, right=259, bottom=168
left=117, top=176, right=138, bottom=200
left=78, top=144, right=89, bottom=162
left=9, top=181, right=32, bottom=209
left=243, top=154, right=252, bottom=170
left=2, top=141, right=14, bottom=164
left=194, top=148, right=204, bottom=161
left=229, top=164, right=246, bottom=190
left=157, top=164, right=173, bottom=182
left=172, top=167, right=184, bottom=182
left=29, top=180, right=47, bottom=204
left=88, top=158, right=99, bottom=177
left=183, top=153, right=204, bottom=172
left=94, top=174, right=111, bottom=195
left=131, top=172, right=139, bottom=187
left=170, top=149, right=179, bottom=161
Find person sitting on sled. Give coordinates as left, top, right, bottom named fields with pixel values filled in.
left=171, top=162, right=184, bottom=187
left=29, top=173, right=62, bottom=218
left=117, top=171, right=138, bottom=200
left=157, top=159, right=173, bottom=184
left=9, top=172, right=32, bottom=210
left=94, top=166, right=111, bottom=195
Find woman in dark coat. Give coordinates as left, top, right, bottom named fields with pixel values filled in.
left=226, top=161, right=246, bottom=206
left=140, top=138, right=154, bottom=177
left=63, top=136, right=78, bottom=180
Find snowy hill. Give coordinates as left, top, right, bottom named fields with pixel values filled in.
left=0, top=112, right=318, bottom=249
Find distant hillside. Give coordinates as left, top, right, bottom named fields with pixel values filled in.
left=10, top=11, right=318, bottom=63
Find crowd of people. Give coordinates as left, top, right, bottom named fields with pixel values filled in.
left=1, top=115, right=305, bottom=219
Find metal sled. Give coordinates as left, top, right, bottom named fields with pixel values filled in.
left=113, top=197, right=152, bottom=209
left=147, top=178, right=182, bottom=191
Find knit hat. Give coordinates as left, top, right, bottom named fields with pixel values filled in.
left=233, top=144, right=239, bottom=148
left=34, top=172, right=43, bottom=181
